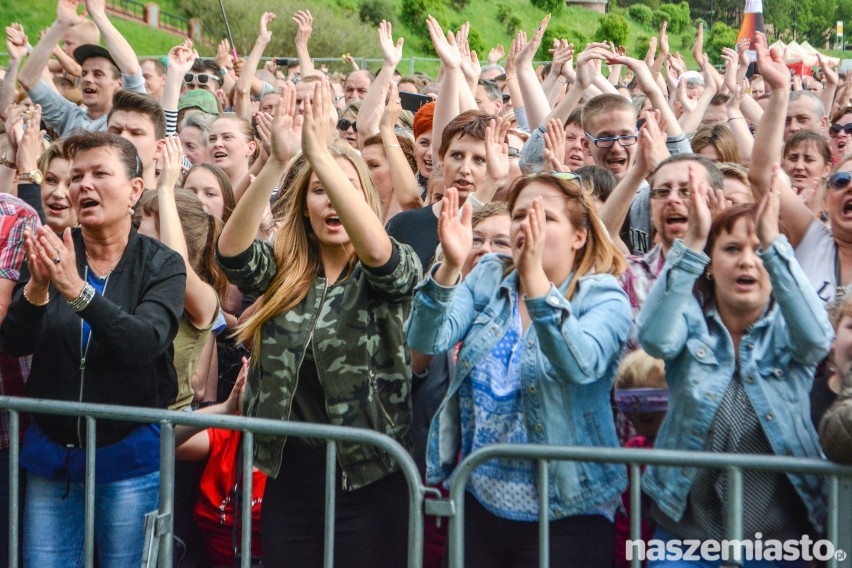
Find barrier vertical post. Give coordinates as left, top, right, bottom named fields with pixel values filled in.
left=324, top=441, right=337, bottom=568
left=8, top=411, right=19, bottom=568
left=629, top=463, right=642, bottom=568
left=159, top=421, right=175, bottom=568
left=537, top=460, right=549, bottom=568
left=725, top=467, right=743, bottom=564
left=85, top=417, right=97, bottom=567
left=241, top=431, right=254, bottom=568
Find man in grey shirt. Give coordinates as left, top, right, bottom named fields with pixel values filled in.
left=16, top=0, right=146, bottom=137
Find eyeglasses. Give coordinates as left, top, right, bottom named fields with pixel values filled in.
left=650, top=187, right=690, bottom=200
left=337, top=119, right=357, bottom=132
left=829, top=170, right=852, bottom=190
left=502, top=94, right=511, bottom=104
left=184, top=73, right=222, bottom=85
left=584, top=131, right=639, bottom=148
left=549, top=171, right=580, bottom=181
left=508, top=147, right=521, bottom=160
left=830, top=123, right=852, bottom=136
left=471, top=235, right=512, bottom=250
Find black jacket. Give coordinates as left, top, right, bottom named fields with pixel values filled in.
left=0, top=227, right=186, bottom=447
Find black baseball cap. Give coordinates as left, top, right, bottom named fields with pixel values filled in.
left=73, top=44, right=118, bottom=68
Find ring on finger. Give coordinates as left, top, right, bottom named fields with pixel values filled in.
left=54, top=256, right=61, bottom=264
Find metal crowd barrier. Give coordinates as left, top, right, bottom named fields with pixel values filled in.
left=428, top=444, right=852, bottom=568
left=4, top=396, right=852, bottom=568
left=0, top=396, right=428, bottom=568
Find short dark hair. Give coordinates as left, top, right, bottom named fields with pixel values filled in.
left=438, top=110, right=492, bottom=159
left=62, top=131, right=142, bottom=180
left=649, top=154, right=724, bottom=190
left=477, top=79, right=502, bottom=102
left=191, top=59, right=220, bottom=76
left=109, top=90, right=167, bottom=140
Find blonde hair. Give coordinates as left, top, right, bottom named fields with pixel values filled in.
left=615, top=349, right=667, bottom=390
left=235, top=141, right=382, bottom=347
left=506, top=172, right=626, bottom=300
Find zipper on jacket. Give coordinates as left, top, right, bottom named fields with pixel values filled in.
left=76, top=268, right=109, bottom=448
left=369, top=369, right=396, bottom=428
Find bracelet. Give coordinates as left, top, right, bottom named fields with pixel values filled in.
left=1, top=152, right=16, bottom=170
left=67, top=282, right=95, bottom=312
left=384, top=144, right=401, bottom=149
left=728, top=116, right=746, bottom=122
left=23, top=285, right=49, bottom=306
left=504, top=74, right=517, bottom=81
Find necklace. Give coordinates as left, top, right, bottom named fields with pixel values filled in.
left=85, top=251, right=120, bottom=279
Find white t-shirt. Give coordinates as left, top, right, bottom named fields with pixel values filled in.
left=795, top=219, right=837, bottom=304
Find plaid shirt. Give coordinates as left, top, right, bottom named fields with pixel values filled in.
left=0, top=193, right=41, bottom=449
left=621, top=244, right=667, bottom=353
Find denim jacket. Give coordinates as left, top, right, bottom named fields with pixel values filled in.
left=407, top=255, right=632, bottom=519
left=636, top=237, right=834, bottom=533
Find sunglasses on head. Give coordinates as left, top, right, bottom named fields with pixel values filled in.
left=830, top=123, right=852, bottom=136
left=829, top=170, right=852, bottom=190
left=337, top=119, right=357, bottom=132
left=184, top=73, right=221, bottom=85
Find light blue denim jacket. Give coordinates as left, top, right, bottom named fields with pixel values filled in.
left=407, top=255, right=632, bottom=519
left=636, top=237, right=834, bottom=533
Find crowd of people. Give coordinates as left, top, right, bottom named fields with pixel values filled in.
left=1, top=0, right=851, bottom=566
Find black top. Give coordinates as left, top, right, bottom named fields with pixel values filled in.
left=386, top=204, right=439, bottom=273
left=0, top=227, right=186, bottom=447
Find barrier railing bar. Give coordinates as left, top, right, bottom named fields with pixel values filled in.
left=537, top=459, right=549, bottom=568
left=8, top=410, right=19, bottom=568
left=241, top=430, right=253, bottom=568
left=445, top=444, right=852, bottom=568
left=629, top=463, right=641, bottom=568
left=85, top=416, right=96, bottom=567
left=0, top=396, right=424, bottom=568
left=829, top=475, right=839, bottom=568
left=324, top=441, right=336, bottom=568
left=159, top=421, right=175, bottom=568
left=724, top=466, right=743, bottom=565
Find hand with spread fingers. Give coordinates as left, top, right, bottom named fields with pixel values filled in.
left=434, top=187, right=472, bottom=286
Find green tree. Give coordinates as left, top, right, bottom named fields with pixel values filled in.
left=538, top=22, right=588, bottom=60
left=704, top=22, right=738, bottom=65
left=594, top=14, right=629, bottom=46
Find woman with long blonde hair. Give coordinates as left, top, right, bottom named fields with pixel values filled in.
left=408, top=172, right=631, bottom=567
left=216, top=79, right=420, bottom=566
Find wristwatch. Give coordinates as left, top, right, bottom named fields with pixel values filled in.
left=17, top=169, right=43, bottom=184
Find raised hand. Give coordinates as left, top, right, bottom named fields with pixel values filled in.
left=216, top=39, right=234, bottom=71
left=56, top=0, right=85, bottom=28
left=515, top=196, right=547, bottom=288
left=543, top=118, right=567, bottom=171
left=4, top=104, right=26, bottom=153
left=634, top=109, right=669, bottom=176
left=35, top=226, right=85, bottom=301
left=167, top=40, right=197, bottom=78
left=158, top=135, right=184, bottom=191
left=644, top=36, right=657, bottom=68
left=817, top=52, right=838, bottom=85
left=380, top=81, right=402, bottom=133
left=484, top=117, right=511, bottom=189
left=692, top=22, right=704, bottom=67
left=515, top=15, right=550, bottom=69
left=658, top=20, right=669, bottom=56
left=5, top=23, right=28, bottom=61
left=84, top=0, right=106, bottom=18
left=258, top=12, right=276, bottom=44
left=576, top=42, right=612, bottom=89
left=755, top=32, right=789, bottom=92
left=437, top=186, right=473, bottom=273
left=487, top=44, right=505, bottom=65
left=23, top=227, right=51, bottom=295
left=683, top=164, right=712, bottom=252
left=505, top=31, right=524, bottom=76
left=15, top=106, right=44, bottom=174
left=292, top=10, right=313, bottom=47
left=549, top=39, right=573, bottom=82
left=270, top=81, right=303, bottom=164
left=301, top=78, right=331, bottom=160
left=378, top=19, right=403, bottom=68
left=721, top=47, right=738, bottom=93
left=756, top=163, right=783, bottom=248
left=427, top=16, right=461, bottom=69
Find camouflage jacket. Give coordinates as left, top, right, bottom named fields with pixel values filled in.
left=217, top=239, right=421, bottom=489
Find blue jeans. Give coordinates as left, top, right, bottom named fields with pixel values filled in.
left=24, top=470, right=159, bottom=567
left=647, top=529, right=808, bottom=568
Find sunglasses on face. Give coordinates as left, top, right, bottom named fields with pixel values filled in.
left=337, top=119, right=357, bottom=132
left=184, top=73, right=221, bottom=85
left=508, top=147, right=521, bottom=160
left=830, top=123, right=852, bottom=136
left=829, top=170, right=852, bottom=190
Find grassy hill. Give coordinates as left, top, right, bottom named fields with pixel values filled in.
left=2, top=0, right=849, bottom=73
